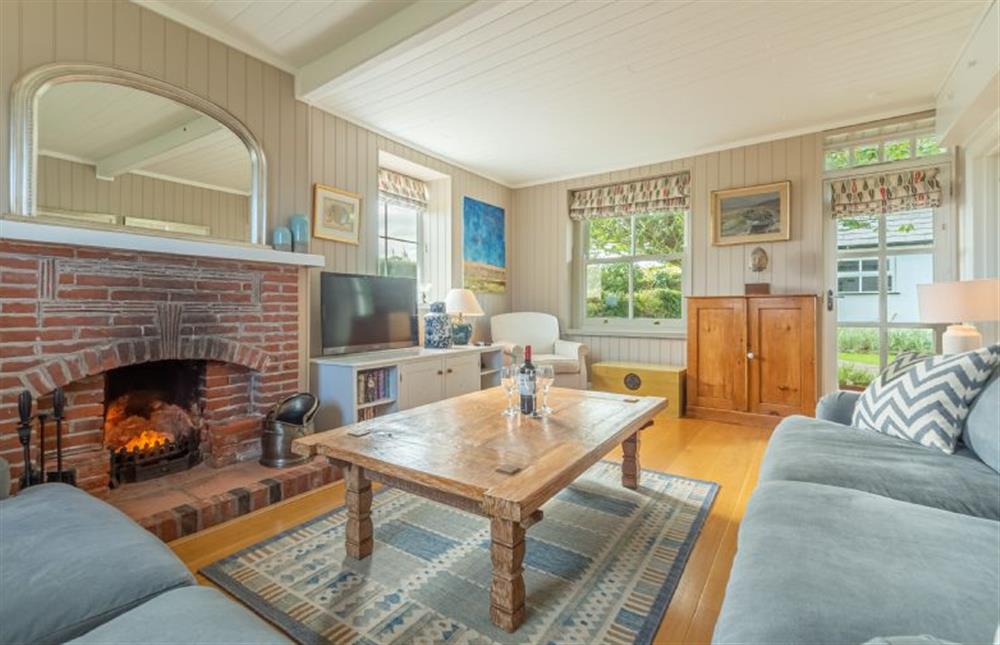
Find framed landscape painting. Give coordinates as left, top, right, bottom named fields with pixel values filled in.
left=711, top=180, right=790, bottom=246
left=313, top=183, right=361, bottom=245
left=462, top=196, right=506, bottom=294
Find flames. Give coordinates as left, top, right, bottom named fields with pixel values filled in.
left=104, top=392, right=193, bottom=454
left=122, top=429, right=171, bottom=452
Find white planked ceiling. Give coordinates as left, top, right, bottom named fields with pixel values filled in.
left=139, top=0, right=989, bottom=186
left=138, top=0, right=417, bottom=71
left=38, top=82, right=251, bottom=194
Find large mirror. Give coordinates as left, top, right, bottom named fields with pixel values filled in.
left=10, top=64, right=267, bottom=244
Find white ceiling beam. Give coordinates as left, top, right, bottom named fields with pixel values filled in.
left=95, top=116, right=221, bottom=180
left=296, top=0, right=522, bottom=102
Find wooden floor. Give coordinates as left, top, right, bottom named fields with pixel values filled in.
left=170, top=416, right=772, bottom=644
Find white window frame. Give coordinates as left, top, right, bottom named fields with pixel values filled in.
left=575, top=209, right=690, bottom=333
left=823, top=126, right=948, bottom=173
left=837, top=256, right=895, bottom=294
left=822, top=157, right=956, bottom=392
left=376, top=194, right=424, bottom=284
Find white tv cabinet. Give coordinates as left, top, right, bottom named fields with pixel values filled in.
left=310, top=345, right=504, bottom=431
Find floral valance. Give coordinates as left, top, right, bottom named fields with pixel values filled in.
left=830, top=167, right=942, bottom=217
left=569, top=172, right=690, bottom=220
left=378, top=168, right=428, bottom=208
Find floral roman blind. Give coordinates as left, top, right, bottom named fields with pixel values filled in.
left=378, top=168, right=429, bottom=209
left=569, top=172, right=691, bottom=221
left=830, top=167, right=942, bottom=217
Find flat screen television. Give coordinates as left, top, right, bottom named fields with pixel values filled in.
left=319, top=272, right=418, bottom=355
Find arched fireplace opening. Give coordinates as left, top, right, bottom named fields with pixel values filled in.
left=104, top=360, right=205, bottom=487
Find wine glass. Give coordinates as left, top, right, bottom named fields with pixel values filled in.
left=537, top=364, right=555, bottom=415
left=500, top=365, right=518, bottom=417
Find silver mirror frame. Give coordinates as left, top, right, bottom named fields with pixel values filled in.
left=9, top=63, right=268, bottom=244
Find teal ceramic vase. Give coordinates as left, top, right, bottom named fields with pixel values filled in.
left=289, top=214, right=310, bottom=253
left=272, top=226, right=292, bottom=252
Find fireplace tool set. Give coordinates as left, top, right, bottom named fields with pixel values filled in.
left=16, top=387, right=77, bottom=489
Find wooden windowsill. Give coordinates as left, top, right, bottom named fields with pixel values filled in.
left=566, top=328, right=687, bottom=340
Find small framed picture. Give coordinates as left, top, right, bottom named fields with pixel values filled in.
left=313, top=183, right=361, bottom=245
left=711, top=180, right=790, bottom=246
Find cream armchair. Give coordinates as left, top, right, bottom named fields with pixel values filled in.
left=490, top=312, right=588, bottom=389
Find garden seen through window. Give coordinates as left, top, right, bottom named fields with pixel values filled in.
left=585, top=210, right=685, bottom=322
left=835, top=209, right=936, bottom=389
left=377, top=197, right=421, bottom=279
left=825, top=133, right=946, bottom=171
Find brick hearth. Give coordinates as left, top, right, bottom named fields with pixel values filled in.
left=0, top=240, right=305, bottom=497
left=111, top=457, right=340, bottom=541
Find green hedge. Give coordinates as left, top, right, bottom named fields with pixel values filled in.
left=837, top=328, right=933, bottom=354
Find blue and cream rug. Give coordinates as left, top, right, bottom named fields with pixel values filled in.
left=202, top=461, right=718, bottom=645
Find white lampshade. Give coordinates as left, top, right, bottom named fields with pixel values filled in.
left=444, top=288, right=484, bottom=316
left=917, top=279, right=1000, bottom=323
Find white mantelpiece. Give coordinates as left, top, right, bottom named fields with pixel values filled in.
left=0, top=217, right=324, bottom=267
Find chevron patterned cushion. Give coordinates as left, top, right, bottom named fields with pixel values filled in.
left=852, top=345, right=1000, bottom=453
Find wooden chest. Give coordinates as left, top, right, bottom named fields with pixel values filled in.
left=591, top=362, right=686, bottom=417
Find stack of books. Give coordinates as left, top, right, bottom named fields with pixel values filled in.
left=357, top=368, right=391, bottom=405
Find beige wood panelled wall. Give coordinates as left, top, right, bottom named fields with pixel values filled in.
left=37, top=156, right=250, bottom=240
left=512, top=134, right=824, bottom=367
left=306, top=111, right=511, bottom=354
left=1, top=0, right=512, bottom=357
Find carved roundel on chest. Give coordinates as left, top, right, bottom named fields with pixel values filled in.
left=623, top=373, right=642, bottom=391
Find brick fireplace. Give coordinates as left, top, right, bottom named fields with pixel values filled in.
left=0, top=239, right=305, bottom=498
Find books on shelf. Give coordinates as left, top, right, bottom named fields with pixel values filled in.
left=357, top=368, right=391, bottom=405
left=358, top=406, right=378, bottom=421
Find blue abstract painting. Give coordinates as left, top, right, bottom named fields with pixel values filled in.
left=462, top=196, right=506, bottom=293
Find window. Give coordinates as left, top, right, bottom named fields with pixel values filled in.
left=376, top=198, right=421, bottom=279
left=837, top=257, right=894, bottom=294
left=823, top=115, right=948, bottom=172
left=826, top=118, right=953, bottom=389
left=376, top=167, right=429, bottom=282
left=584, top=210, right=686, bottom=323
left=572, top=172, right=690, bottom=329
left=916, top=135, right=947, bottom=157
left=834, top=207, right=942, bottom=389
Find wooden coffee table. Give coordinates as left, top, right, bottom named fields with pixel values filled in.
left=292, top=387, right=666, bottom=632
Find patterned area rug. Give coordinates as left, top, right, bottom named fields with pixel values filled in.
left=202, top=461, right=718, bottom=645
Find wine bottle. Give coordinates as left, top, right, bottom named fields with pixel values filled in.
left=519, top=345, right=537, bottom=415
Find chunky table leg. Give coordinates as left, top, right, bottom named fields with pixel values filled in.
left=621, top=431, right=641, bottom=489
left=345, top=464, right=373, bottom=559
left=489, top=518, right=526, bottom=632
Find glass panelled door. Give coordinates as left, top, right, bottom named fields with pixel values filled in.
left=833, top=174, right=953, bottom=389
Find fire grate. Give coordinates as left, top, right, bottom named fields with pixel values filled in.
left=109, top=430, right=202, bottom=488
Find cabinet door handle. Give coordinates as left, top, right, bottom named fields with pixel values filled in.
left=446, top=368, right=453, bottom=374
left=747, top=352, right=755, bottom=360
left=436, top=370, right=443, bottom=375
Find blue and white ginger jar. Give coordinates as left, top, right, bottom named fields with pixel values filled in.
left=424, top=302, right=453, bottom=349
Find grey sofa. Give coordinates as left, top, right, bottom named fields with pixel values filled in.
left=0, top=477, right=289, bottom=644
left=713, top=377, right=1000, bottom=644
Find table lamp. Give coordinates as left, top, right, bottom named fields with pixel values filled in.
left=917, top=278, right=1000, bottom=354
left=445, top=288, right=484, bottom=345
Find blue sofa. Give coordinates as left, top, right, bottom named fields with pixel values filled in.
left=0, top=478, right=289, bottom=644
left=713, top=378, right=1000, bottom=644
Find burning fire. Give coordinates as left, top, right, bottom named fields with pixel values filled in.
left=122, top=429, right=171, bottom=452
left=104, top=392, right=193, bottom=453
